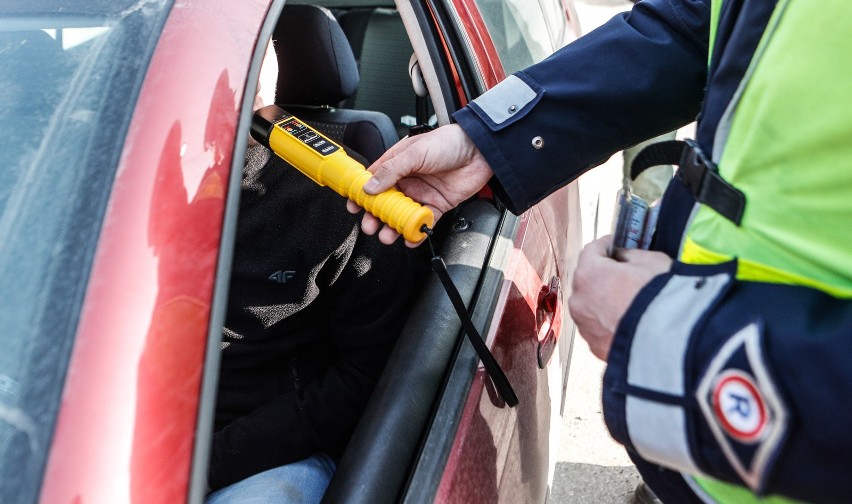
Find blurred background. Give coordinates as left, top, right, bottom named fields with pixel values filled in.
left=550, top=0, right=695, bottom=502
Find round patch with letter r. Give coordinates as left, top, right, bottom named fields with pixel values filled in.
left=712, top=370, right=767, bottom=444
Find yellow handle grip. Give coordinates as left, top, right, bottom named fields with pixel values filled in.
left=252, top=112, right=433, bottom=242
left=333, top=160, right=435, bottom=243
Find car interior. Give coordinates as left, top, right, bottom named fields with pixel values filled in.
left=233, top=2, right=508, bottom=502
left=270, top=1, right=438, bottom=148
left=268, top=4, right=399, bottom=165
left=304, top=1, right=438, bottom=138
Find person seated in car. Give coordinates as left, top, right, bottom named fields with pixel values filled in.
left=206, top=41, right=425, bottom=504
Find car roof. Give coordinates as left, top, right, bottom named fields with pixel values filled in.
left=0, top=0, right=148, bottom=15
left=287, top=0, right=397, bottom=8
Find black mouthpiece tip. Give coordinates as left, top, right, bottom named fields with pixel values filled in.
left=250, top=114, right=274, bottom=148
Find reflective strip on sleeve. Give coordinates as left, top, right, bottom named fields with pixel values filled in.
left=471, top=75, right=537, bottom=125
left=627, top=272, right=731, bottom=394
left=626, top=396, right=704, bottom=474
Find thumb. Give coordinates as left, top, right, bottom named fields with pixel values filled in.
left=362, top=151, right=405, bottom=194
left=363, top=132, right=432, bottom=194
left=362, top=175, right=385, bottom=195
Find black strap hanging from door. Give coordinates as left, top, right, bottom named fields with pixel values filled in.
left=429, top=255, right=519, bottom=407
left=408, top=124, right=518, bottom=407
left=421, top=228, right=518, bottom=408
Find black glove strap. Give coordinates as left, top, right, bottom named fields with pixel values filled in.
left=630, top=139, right=746, bottom=225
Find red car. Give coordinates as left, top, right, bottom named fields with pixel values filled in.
left=0, top=0, right=582, bottom=502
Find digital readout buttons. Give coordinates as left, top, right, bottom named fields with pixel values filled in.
left=277, top=117, right=340, bottom=156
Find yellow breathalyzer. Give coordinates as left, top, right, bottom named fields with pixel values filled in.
left=251, top=111, right=434, bottom=243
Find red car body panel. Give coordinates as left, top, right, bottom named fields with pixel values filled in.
left=29, top=0, right=582, bottom=502
left=40, top=1, right=270, bottom=502
left=449, top=0, right=506, bottom=88
left=432, top=2, right=582, bottom=500
left=424, top=2, right=469, bottom=108
left=434, top=197, right=580, bottom=502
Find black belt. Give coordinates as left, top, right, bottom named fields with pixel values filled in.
left=629, top=139, right=746, bottom=225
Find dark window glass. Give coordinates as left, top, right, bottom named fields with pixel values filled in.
left=471, top=0, right=552, bottom=74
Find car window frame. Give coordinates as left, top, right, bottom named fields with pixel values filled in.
left=185, top=1, right=288, bottom=501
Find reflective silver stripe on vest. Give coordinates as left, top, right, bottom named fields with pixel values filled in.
left=625, top=272, right=730, bottom=474
left=627, top=272, right=731, bottom=394
left=627, top=397, right=704, bottom=474
left=471, top=75, right=536, bottom=125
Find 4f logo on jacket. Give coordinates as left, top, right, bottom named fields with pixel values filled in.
left=268, top=270, right=296, bottom=284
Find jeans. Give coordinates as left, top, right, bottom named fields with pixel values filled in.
left=206, top=453, right=336, bottom=504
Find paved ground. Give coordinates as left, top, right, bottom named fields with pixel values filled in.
left=550, top=1, right=660, bottom=502
left=550, top=146, right=642, bottom=501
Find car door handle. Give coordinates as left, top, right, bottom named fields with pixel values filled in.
left=536, top=276, right=560, bottom=368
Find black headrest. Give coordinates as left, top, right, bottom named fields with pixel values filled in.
left=273, top=5, right=359, bottom=106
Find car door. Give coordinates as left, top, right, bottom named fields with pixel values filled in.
left=400, top=1, right=584, bottom=502
left=318, top=0, right=583, bottom=502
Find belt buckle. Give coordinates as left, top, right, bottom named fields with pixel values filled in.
left=678, top=139, right=713, bottom=193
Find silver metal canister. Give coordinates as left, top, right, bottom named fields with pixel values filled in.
left=611, top=189, right=649, bottom=253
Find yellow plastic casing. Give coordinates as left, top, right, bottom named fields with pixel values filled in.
left=265, top=115, right=433, bottom=243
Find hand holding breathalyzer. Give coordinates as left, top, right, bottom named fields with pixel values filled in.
left=251, top=110, right=519, bottom=406
left=251, top=111, right=434, bottom=243
left=350, top=124, right=495, bottom=245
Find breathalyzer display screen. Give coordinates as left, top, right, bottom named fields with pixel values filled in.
left=274, top=116, right=340, bottom=156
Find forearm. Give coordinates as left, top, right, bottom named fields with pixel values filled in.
left=603, top=260, right=852, bottom=502
left=453, top=0, right=709, bottom=214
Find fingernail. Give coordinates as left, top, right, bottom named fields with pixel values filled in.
left=363, top=177, right=380, bottom=193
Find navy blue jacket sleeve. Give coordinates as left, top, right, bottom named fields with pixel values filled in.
left=452, top=0, right=710, bottom=214
left=602, top=260, right=852, bottom=502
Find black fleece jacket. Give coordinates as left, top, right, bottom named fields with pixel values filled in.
left=208, top=145, right=425, bottom=490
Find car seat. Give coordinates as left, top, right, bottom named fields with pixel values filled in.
left=272, top=5, right=398, bottom=165
left=336, top=8, right=431, bottom=139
